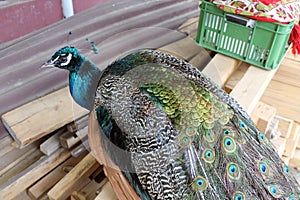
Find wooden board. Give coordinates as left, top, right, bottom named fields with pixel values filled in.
left=94, top=181, right=118, bottom=200
left=71, top=178, right=106, bottom=200
left=0, top=148, right=70, bottom=200
left=230, top=65, right=278, bottom=114
left=225, top=62, right=249, bottom=93
left=28, top=151, right=88, bottom=199
left=275, top=116, right=294, bottom=139
left=270, top=137, right=286, bottom=158
left=0, top=135, right=14, bottom=158
left=272, top=52, right=300, bottom=87
left=47, top=153, right=100, bottom=200
left=40, top=129, right=64, bottom=156
left=251, top=102, right=276, bottom=134
left=0, top=147, right=43, bottom=186
left=203, top=54, right=241, bottom=87
left=1, top=87, right=89, bottom=148
left=261, top=80, right=300, bottom=124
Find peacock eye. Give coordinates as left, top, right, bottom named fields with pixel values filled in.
left=59, top=57, right=68, bottom=63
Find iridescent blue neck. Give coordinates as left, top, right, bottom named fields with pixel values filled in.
left=69, top=58, right=101, bottom=110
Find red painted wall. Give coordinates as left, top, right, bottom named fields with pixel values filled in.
left=0, top=0, right=108, bottom=44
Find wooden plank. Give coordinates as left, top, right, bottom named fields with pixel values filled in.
left=0, top=140, right=40, bottom=175
left=230, top=65, right=278, bottom=114
left=189, top=51, right=211, bottom=71
left=47, top=153, right=100, bottom=200
left=28, top=151, right=88, bottom=199
left=67, top=115, right=89, bottom=133
left=0, top=147, right=43, bottom=185
left=12, top=190, right=32, bottom=200
left=0, top=148, right=71, bottom=200
left=290, top=123, right=300, bottom=141
left=271, top=137, right=286, bottom=158
left=281, top=155, right=290, bottom=166
left=71, top=142, right=89, bottom=157
left=94, top=181, right=118, bottom=200
left=261, top=80, right=300, bottom=124
left=275, top=115, right=294, bottom=139
left=40, top=129, right=65, bottom=156
left=265, top=117, right=280, bottom=139
left=60, top=126, right=88, bottom=149
left=0, top=136, right=14, bottom=157
left=250, top=102, right=276, bottom=134
left=297, top=124, right=300, bottom=148
left=1, top=87, right=89, bottom=148
left=224, top=62, right=249, bottom=93
left=71, top=179, right=106, bottom=200
left=203, top=54, right=241, bottom=87
left=272, top=55, right=300, bottom=87
left=288, top=149, right=300, bottom=170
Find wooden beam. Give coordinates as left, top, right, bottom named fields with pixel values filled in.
left=60, top=126, right=88, bottom=149
left=203, top=54, right=241, bottom=87
left=28, top=151, right=87, bottom=199
left=288, top=149, right=300, bottom=170
left=290, top=123, right=300, bottom=141
left=40, top=129, right=65, bottom=156
left=0, top=136, right=14, bottom=157
left=1, top=87, right=89, bottom=148
left=250, top=102, right=276, bottom=134
left=67, top=115, right=89, bottom=133
left=270, top=137, right=286, bottom=158
left=230, top=66, right=278, bottom=114
left=71, top=179, right=106, bottom=200
left=0, top=148, right=70, bottom=200
left=188, top=51, right=211, bottom=71
left=94, top=181, right=118, bottom=200
left=0, top=147, right=43, bottom=186
left=0, top=140, right=39, bottom=176
left=47, top=153, right=100, bottom=200
left=225, top=62, right=249, bottom=93
left=275, top=115, right=294, bottom=139
left=261, top=80, right=300, bottom=124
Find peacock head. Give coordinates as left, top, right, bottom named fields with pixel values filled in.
left=42, top=46, right=84, bottom=72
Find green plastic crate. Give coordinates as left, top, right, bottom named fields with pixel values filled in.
left=195, top=0, right=294, bottom=70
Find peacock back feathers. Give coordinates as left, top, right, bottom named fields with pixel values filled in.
left=94, top=50, right=300, bottom=200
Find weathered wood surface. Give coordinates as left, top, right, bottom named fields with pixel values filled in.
left=47, top=153, right=100, bottom=200
left=0, top=148, right=71, bottom=200
left=1, top=87, right=89, bottom=148
left=28, top=152, right=87, bottom=199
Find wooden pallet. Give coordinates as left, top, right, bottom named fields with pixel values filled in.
left=1, top=17, right=300, bottom=199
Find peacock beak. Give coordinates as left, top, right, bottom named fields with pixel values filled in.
left=40, top=59, right=56, bottom=69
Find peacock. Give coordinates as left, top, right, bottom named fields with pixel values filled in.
left=43, top=46, right=300, bottom=200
